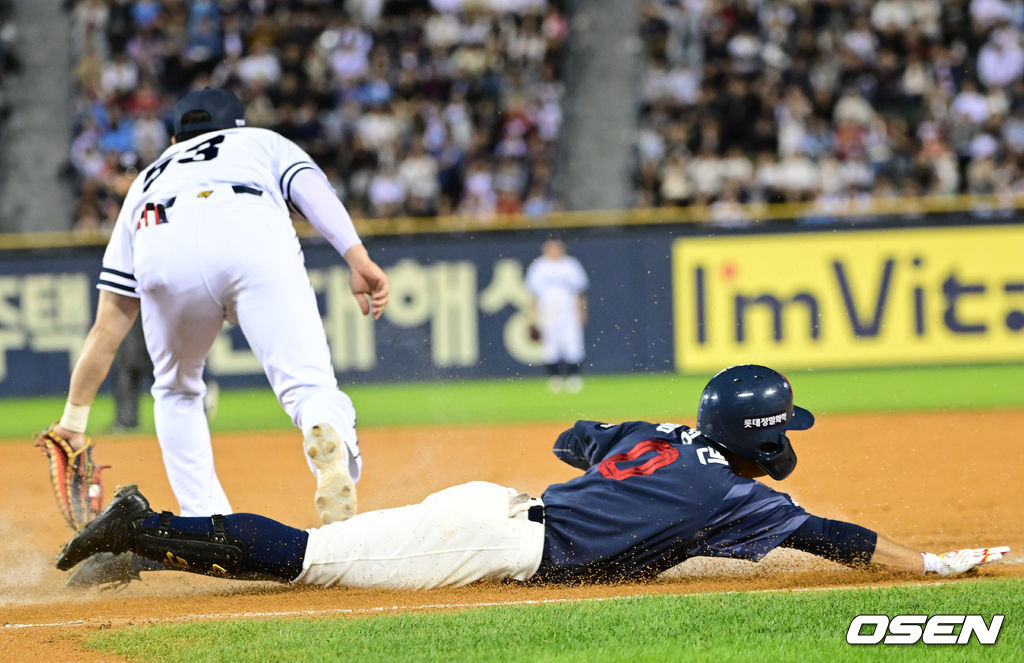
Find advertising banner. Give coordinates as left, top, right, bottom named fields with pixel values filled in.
left=672, top=225, right=1024, bottom=371
left=2, top=221, right=1021, bottom=396
left=0, top=231, right=676, bottom=395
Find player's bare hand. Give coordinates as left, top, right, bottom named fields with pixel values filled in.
left=350, top=265, right=389, bottom=319
left=52, top=424, right=88, bottom=452
left=923, top=546, right=1011, bottom=575
left=344, top=245, right=389, bottom=320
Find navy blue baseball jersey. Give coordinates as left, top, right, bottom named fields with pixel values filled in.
left=535, top=420, right=811, bottom=583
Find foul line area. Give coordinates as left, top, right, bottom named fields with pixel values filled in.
left=2, top=578, right=978, bottom=630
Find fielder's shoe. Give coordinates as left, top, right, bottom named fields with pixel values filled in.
left=56, top=484, right=153, bottom=571
left=64, top=551, right=170, bottom=590
left=303, top=424, right=356, bottom=524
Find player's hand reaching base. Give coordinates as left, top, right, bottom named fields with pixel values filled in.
left=344, top=244, right=389, bottom=320
left=923, top=546, right=1010, bottom=575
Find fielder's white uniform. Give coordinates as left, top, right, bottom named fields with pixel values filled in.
left=296, top=482, right=546, bottom=589
left=98, top=128, right=363, bottom=516
left=525, top=253, right=589, bottom=365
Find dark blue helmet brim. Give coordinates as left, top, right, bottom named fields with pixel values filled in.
left=787, top=405, right=814, bottom=431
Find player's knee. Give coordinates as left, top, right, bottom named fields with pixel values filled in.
left=152, top=385, right=206, bottom=407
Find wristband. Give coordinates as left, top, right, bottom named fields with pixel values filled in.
left=59, top=402, right=90, bottom=433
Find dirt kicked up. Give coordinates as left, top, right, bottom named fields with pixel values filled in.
left=2, top=411, right=1023, bottom=662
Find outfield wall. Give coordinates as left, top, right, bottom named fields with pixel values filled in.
left=1, top=214, right=1022, bottom=396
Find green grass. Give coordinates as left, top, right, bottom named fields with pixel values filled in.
left=3, top=364, right=1024, bottom=439
left=86, top=578, right=1023, bottom=663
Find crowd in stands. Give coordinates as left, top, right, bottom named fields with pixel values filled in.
left=0, top=2, right=19, bottom=153
left=68, top=0, right=1024, bottom=228
left=636, top=0, right=1024, bottom=217
left=67, top=0, right=568, bottom=230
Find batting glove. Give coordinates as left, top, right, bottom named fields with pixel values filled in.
left=922, top=546, right=1010, bottom=576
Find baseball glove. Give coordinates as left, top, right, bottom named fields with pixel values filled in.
left=36, top=425, right=108, bottom=530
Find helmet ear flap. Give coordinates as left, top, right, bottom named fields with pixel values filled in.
left=754, top=433, right=797, bottom=480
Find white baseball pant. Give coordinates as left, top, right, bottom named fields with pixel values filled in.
left=133, top=186, right=360, bottom=516
left=539, top=309, right=585, bottom=365
left=295, top=482, right=546, bottom=589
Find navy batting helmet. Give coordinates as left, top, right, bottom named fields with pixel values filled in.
left=172, top=88, right=246, bottom=138
left=696, top=365, right=814, bottom=480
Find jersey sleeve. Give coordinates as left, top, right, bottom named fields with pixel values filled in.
left=687, top=479, right=811, bottom=562
left=272, top=134, right=327, bottom=210
left=288, top=169, right=362, bottom=257
left=571, top=257, right=589, bottom=292
left=97, top=185, right=141, bottom=298
left=552, top=420, right=652, bottom=470
left=780, top=515, right=878, bottom=567
left=524, top=259, right=541, bottom=296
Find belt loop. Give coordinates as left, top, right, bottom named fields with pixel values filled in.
left=527, top=504, right=545, bottom=524
left=231, top=184, right=263, bottom=197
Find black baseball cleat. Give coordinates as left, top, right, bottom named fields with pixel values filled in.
left=64, top=551, right=170, bottom=590
left=57, top=484, right=154, bottom=571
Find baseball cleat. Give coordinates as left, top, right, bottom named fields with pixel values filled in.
left=56, top=484, right=154, bottom=571
left=303, top=424, right=357, bottom=524
left=64, top=551, right=169, bottom=590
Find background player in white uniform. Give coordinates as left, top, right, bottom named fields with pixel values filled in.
left=525, top=238, right=589, bottom=393
left=48, top=89, right=389, bottom=583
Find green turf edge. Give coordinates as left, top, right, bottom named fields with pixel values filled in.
left=85, top=577, right=1024, bottom=663
left=3, top=364, right=1023, bottom=440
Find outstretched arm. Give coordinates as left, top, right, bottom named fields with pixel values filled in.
left=875, top=536, right=1010, bottom=575
left=54, top=290, right=140, bottom=449
left=870, top=534, right=927, bottom=572
left=782, top=515, right=1009, bottom=575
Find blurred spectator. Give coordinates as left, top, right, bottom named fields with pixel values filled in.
left=65, top=0, right=569, bottom=229
left=522, top=181, right=556, bottom=217
left=709, top=180, right=750, bottom=226
left=635, top=0, right=1024, bottom=210
left=0, top=1, right=19, bottom=145
left=978, top=27, right=1024, bottom=88
left=368, top=165, right=407, bottom=218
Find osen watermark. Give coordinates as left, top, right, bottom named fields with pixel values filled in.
left=847, top=614, right=1004, bottom=645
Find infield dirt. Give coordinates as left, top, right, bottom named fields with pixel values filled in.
left=2, top=411, right=1023, bottom=661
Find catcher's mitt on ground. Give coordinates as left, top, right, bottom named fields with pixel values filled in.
left=36, top=425, right=108, bottom=530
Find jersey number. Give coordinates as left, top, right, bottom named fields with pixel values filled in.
left=142, top=135, right=227, bottom=192
left=696, top=446, right=729, bottom=466
left=177, top=135, right=225, bottom=163
left=597, top=440, right=679, bottom=481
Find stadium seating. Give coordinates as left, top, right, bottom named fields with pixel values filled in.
left=636, top=0, right=1024, bottom=212
left=0, top=1, right=18, bottom=164
left=66, top=0, right=568, bottom=229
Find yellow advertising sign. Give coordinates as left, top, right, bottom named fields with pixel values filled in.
left=672, top=226, right=1024, bottom=372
